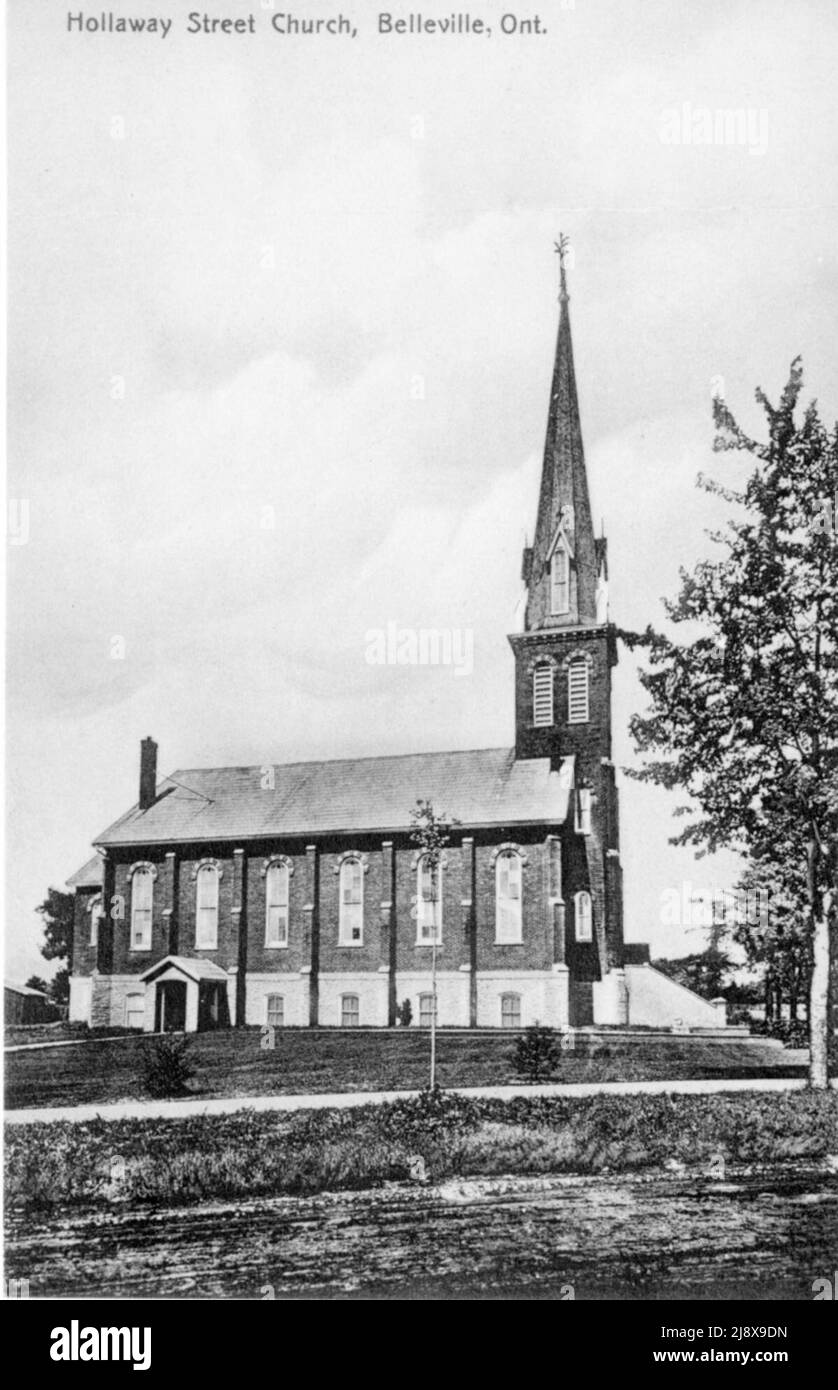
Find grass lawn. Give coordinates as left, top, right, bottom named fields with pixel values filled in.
left=5, top=1089, right=837, bottom=1213
left=4, top=1026, right=806, bottom=1111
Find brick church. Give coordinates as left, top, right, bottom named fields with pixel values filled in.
left=67, top=252, right=724, bottom=1035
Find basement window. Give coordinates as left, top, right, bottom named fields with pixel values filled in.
left=501, top=992, right=522, bottom=1028
left=419, top=992, right=437, bottom=1027
left=266, top=994, right=284, bottom=1029
left=341, top=994, right=360, bottom=1027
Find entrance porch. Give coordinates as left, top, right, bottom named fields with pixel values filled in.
left=138, top=956, right=232, bottom=1033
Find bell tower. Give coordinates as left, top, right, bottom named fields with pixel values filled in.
left=508, top=238, right=625, bottom=1019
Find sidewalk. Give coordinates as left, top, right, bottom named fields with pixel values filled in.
left=5, top=1074, right=834, bottom=1126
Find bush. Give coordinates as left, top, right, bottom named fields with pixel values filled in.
left=512, top=1024, right=561, bottom=1082
left=750, top=1018, right=809, bottom=1049
left=396, top=999, right=413, bottom=1027
left=140, top=1035, right=195, bottom=1098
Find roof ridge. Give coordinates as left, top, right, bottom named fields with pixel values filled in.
left=166, top=746, right=516, bottom=777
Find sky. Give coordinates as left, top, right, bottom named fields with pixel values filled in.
left=6, top=0, right=838, bottom=982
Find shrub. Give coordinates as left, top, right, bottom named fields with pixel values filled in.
left=513, top=1024, right=561, bottom=1082
left=750, top=1018, right=809, bottom=1049
left=140, top=1035, right=195, bottom=1098
left=396, top=999, right=413, bottom=1027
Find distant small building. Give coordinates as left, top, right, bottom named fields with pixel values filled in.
left=5, top=982, right=61, bottom=1025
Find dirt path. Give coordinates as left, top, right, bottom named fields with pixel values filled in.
left=6, top=1074, right=831, bottom=1126
left=7, top=1168, right=837, bottom=1300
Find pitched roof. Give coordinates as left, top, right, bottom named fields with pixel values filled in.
left=93, top=747, right=575, bottom=848
left=139, top=956, right=230, bottom=985
left=66, top=855, right=103, bottom=890
left=5, top=981, right=52, bottom=998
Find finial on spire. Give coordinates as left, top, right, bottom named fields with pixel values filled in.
left=554, top=233, right=571, bottom=303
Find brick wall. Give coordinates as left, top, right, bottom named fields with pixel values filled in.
left=82, top=812, right=615, bottom=1026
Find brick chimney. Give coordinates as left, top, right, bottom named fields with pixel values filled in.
left=139, top=737, right=158, bottom=811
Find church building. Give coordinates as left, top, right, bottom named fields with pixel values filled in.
left=67, top=252, right=725, bottom=1035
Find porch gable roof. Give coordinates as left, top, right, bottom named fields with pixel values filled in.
left=138, top=955, right=230, bottom=986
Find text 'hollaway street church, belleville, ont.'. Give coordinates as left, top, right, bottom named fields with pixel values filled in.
left=66, top=256, right=728, bottom=1037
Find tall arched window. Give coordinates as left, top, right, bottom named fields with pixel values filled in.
left=339, top=858, right=363, bottom=945
left=551, top=545, right=570, bottom=615
left=195, top=863, right=219, bottom=949
left=575, top=786, right=592, bottom=836
left=495, top=849, right=523, bottom=944
left=574, top=890, right=593, bottom=942
left=416, top=855, right=442, bottom=945
left=130, top=869, right=153, bottom=951
left=547, top=837, right=562, bottom=902
left=532, top=664, right=554, bottom=727
left=567, top=660, right=590, bottom=723
left=265, top=862, right=290, bottom=947
left=89, top=896, right=103, bottom=948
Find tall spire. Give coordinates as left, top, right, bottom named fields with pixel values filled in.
left=523, top=236, right=599, bottom=631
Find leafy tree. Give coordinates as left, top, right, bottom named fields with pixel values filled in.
left=625, top=360, right=838, bottom=1086
left=49, top=967, right=71, bottom=1007
left=35, top=888, right=75, bottom=964
left=24, top=975, right=49, bottom=995
left=409, top=800, right=459, bottom=1089
left=650, top=946, right=731, bottom=1001
left=730, top=844, right=812, bottom=1022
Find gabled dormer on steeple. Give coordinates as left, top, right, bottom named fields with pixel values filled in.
left=509, top=238, right=617, bottom=768
left=521, top=239, right=599, bottom=632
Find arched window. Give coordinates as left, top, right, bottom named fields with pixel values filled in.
left=575, top=786, right=592, bottom=836
left=550, top=545, right=570, bottom=615
left=419, top=992, right=437, bottom=1028
left=195, top=863, right=219, bottom=949
left=532, top=664, right=554, bottom=727
left=501, top=992, right=522, bottom=1028
left=266, top=994, right=284, bottom=1029
left=341, top=993, right=360, bottom=1027
left=339, top=858, right=364, bottom=945
left=574, top=890, right=593, bottom=942
left=265, top=862, right=289, bottom=947
left=547, top=838, right=562, bottom=901
left=89, top=896, right=103, bottom=948
left=568, top=661, right=590, bottom=723
left=495, top=849, right=523, bottom=944
left=416, top=855, right=442, bottom=945
left=130, top=868, right=153, bottom=951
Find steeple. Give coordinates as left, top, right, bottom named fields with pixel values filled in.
left=522, top=236, right=600, bottom=631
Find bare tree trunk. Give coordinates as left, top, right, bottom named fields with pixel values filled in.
left=430, top=935, right=437, bottom=1090
left=764, top=972, right=774, bottom=1025
left=807, top=836, right=834, bottom=1089
left=810, top=911, right=830, bottom=1088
